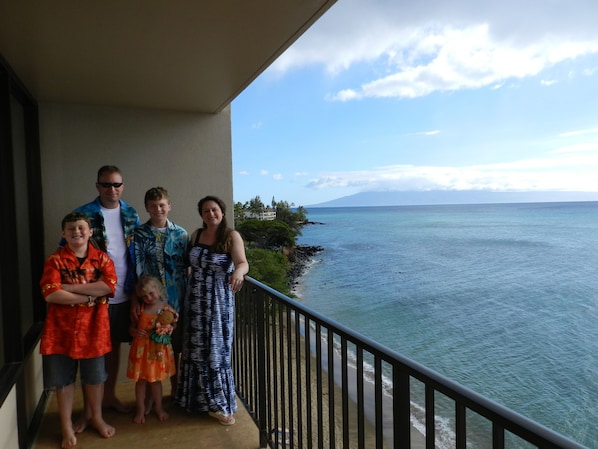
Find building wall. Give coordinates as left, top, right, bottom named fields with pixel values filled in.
left=0, top=387, right=19, bottom=449
left=24, top=341, right=44, bottom=435
left=39, top=102, right=233, bottom=256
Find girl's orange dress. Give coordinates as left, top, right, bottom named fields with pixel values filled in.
left=127, top=306, right=176, bottom=382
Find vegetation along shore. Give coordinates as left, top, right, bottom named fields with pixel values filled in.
left=234, top=196, right=322, bottom=295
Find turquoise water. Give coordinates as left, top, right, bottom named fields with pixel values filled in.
left=295, top=202, right=598, bottom=448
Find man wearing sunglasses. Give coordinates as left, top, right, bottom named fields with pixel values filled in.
left=72, top=165, right=140, bottom=425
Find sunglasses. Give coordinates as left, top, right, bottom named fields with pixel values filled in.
left=98, top=182, right=123, bottom=188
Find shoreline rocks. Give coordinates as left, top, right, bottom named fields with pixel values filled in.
left=287, top=244, right=323, bottom=288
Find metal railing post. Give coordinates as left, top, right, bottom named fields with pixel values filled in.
left=254, top=287, right=268, bottom=448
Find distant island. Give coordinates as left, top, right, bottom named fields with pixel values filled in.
left=307, top=190, right=598, bottom=208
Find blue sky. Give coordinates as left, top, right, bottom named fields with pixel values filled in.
left=232, top=0, right=598, bottom=207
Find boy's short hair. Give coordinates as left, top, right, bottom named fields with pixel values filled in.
left=144, top=186, right=170, bottom=205
left=61, top=212, right=91, bottom=229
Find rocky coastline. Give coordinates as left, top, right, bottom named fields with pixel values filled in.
left=287, top=244, right=323, bottom=289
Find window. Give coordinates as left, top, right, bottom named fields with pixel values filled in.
left=0, top=55, right=45, bottom=403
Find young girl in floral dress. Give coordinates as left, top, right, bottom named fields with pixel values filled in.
left=127, top=275, right=178, bottom=423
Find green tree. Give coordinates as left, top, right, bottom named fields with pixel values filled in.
left=246, top=248, right=290, bottom=295
left=247, top=195, right=265, bottom=216
left=233, top=201, right=246, bottom=223
left=237, top=219, right=298, bottom=249
left=234, top=196, right=309, bottom=296
left=274, top=200, right=306, bottom=232
left=294, top=205, right=308, bottom=224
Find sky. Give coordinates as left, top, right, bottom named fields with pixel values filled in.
left=231, top=0, right=598, bottom=207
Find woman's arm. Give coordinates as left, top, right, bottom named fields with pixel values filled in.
left=229, top=230, right=249, bottom=293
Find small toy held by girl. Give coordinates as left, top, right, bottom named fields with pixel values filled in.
left=127, top=275, right=179, bottom=423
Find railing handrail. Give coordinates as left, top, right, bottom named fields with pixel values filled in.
left=235, top=276, right=588, bottom=449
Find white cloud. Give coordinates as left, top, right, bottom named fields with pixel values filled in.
left=541, top=79, right=558, bottom=86
left=271, top=0, right=598, bottom=100
left=260, top=169, right=269, bottom=176
left=327, top=25, right=598, bottom=100
left=550, top=143, right=598, bottom=154
left=306, top=154, right=598, bottom=193
left=407, top=130, right=440, bottom=136
left=559, top=127, right=598, bottom=137
left=272, top=173, right=283, bottom=180
left=239, top=170, right=249, bottom=175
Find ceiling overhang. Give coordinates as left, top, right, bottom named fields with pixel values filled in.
left=0, top=1, right=336, bottom=113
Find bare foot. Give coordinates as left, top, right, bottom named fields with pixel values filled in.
left=90, top=417, right=116, bottom=439
left=102, top=397, right=133, bottom=414
left=72, top=414, right=89, bottom=434
left=133, top=412, right=146, bottom=424
left=60, top=429, right=77, bottom=449
left=155, top=407, right=169, bottom=422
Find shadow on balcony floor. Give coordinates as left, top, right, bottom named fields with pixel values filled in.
left=32, top=380, right=260, bottom=449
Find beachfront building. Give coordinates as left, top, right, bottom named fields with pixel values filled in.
left=245, top=208, right=278, bottom=221
left=0, top=3, right=336, bottom=448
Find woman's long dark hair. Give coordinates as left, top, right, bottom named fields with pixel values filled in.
left=197, top=195, right=232, bottom=253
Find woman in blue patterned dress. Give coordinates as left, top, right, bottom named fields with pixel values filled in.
left=175, top=195, right=248, bottom=425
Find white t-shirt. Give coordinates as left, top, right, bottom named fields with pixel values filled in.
left=102, top=206, right=128, bottom=304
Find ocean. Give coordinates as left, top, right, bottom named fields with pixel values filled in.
left=294, top=202, right=598, bottom=448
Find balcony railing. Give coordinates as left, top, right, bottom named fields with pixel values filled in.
left=233, top=277, right=587, bottom=449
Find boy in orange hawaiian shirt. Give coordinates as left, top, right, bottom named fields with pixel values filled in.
left=40, top=212, right=117, bottom=449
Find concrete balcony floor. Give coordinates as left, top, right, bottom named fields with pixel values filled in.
left=32, top=343, right=260, bottom=449
left=32, top=380, right=260, bottom=449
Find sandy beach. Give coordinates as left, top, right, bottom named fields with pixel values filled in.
left=262, top=310, right=426, bottom=449
left=284, top=245, right=426, bottom=448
